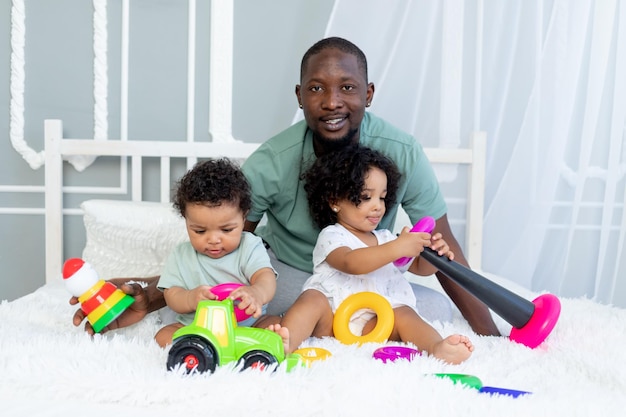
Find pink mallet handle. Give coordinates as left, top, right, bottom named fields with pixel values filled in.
left=393, top=216, right=436, bottom=267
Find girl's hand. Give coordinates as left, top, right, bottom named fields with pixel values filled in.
left=395, top=227, right=432, bottom=258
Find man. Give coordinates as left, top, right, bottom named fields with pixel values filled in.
left=241, top=37, right=499, bottom=336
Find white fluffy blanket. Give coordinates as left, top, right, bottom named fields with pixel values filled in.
left=1, top=276, right=625, bottom=417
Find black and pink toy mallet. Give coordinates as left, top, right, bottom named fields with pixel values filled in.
left=395, top=216, right=561, bottom=348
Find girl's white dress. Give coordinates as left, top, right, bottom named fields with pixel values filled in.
left=302, top=223, right=418, bottom=334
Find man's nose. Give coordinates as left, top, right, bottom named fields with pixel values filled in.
left=322, top=88, right=342, bottom=109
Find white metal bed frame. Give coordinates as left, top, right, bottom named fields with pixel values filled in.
left=44, top=118, right=486, bottom=283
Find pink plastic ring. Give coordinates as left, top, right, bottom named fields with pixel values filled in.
left=372, top=346, right=420, bottom=363
left=210, top=282, right=243, bottom=299
left=394, top=216, right=437, bottom=267
left=509, top=293, right=561, bottom=348
left=210, top=282, right=251, bottom=322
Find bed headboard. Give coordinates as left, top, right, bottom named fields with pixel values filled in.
left=44, top=118, right=486, bottom=283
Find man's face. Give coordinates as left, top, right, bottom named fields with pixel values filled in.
left=296, top=48, right=374, bottom=153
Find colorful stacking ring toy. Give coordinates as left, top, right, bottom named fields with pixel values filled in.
left=372, top=346, right=420, bottom=363
left=210, top=282, right=251, bottom=322
left=333, top=292, right=394, bottom=345
left=62, top=258, right=134, bottom=333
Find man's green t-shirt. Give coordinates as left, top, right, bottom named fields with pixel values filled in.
left=241, top=112, right=447, bottom=273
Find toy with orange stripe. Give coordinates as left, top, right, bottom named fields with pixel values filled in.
left=62, top=258, right=135, bottom=333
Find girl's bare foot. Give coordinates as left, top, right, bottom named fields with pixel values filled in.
left=432, top=334, right=474, bottom=364
left=267, top=323, right=291, bottom=354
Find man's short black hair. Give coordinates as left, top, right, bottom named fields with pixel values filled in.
left=300, top=37, right=368, bottom=82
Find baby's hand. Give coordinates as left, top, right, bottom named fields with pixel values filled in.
left=189, top=285, right=218, bottom=309
left=229, top=286, right=263, bottom=319
left=430, top=233, right=454, bottom=260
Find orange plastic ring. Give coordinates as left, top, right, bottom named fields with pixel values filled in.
left=332, top=292, right=394, bottom=345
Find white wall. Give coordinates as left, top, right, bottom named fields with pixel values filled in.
left=0, top=0, right=334, bottom=301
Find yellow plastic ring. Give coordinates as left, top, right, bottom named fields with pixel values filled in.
left=332, top=292, right=394, bottom=345
left=293, top=347, right=332, bottom=367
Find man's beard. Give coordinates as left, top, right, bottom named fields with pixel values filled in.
left=312, top=127, right=359, bottom=153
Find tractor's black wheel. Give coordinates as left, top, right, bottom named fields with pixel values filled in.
left=167, top=336, right=218, bottom=374
left=239, top=350, right=277, bottom=371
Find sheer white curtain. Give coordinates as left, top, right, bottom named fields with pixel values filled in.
left=319, top=0, right=626, bottom=308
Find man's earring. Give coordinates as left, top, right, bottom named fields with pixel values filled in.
left=299, top=104, right=303, bottom=108
left=366, top=102, right=371, bottom=107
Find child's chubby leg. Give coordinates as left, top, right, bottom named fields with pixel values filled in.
left=389, top=306, right=473, bottom=365
left=267, top=289, right=334, bottom=354
left=155, top=322, right=184, bottom=348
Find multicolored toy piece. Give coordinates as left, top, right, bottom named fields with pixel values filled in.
left=406, top=216, right=561, bottom=349
left=434, top=373, right=532, bottom=397
left=62, top=258, right=134, bottom=333
left=167, top=298, right=303, bottom=374
left=372, top=351, right=531, bottom=397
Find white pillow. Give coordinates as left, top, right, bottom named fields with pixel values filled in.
left=81, top=199, right=188, bottom=279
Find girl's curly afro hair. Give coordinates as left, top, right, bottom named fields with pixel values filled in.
left=173, top=158, right=251, bottom=218
left=302, top=144, right=401, bottom=229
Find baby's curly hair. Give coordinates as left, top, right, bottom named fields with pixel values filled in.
left=302, top=145, right=401, bottom=229
left=173, top=158, right=251, bottom=218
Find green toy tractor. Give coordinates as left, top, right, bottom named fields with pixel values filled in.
left=167, top=298, right=301, bottom=374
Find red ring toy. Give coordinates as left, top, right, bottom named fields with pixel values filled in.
left=210, top=282, right=251, bottom=322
